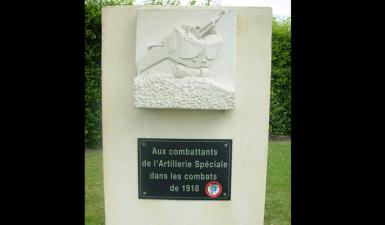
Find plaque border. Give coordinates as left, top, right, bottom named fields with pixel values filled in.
left=138, top=138, right=232, bottom=200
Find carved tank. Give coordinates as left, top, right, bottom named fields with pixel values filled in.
left=137, top=11, right=226, bottom=77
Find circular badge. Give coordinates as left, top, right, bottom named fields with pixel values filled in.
left=205, top=181, right=223, bottom=198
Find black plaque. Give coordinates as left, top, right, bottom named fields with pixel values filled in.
left=138, top=138, right=232, bottom=200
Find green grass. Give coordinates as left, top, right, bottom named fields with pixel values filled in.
left=85, top=141, right=291, bottom=225
left=85, top=150, right=105, bottom=225
left=264, top=141, right=291, bottom=225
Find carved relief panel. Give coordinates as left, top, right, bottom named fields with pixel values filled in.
left=134, top=8, right=236, bottom=110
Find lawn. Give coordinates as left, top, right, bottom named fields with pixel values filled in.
left=264, top=141, right=291, bottom=225
left=85, top=150, right=105, bottom=225
left=85, top=141, right=291, bottom=225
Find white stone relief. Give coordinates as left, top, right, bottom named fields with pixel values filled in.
left=134, top=9, right=236, bottom=110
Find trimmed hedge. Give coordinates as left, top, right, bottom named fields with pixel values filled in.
left=85, top=1, right=291, bottom=148
left=85, top=0, right=133, bottom=148
left=270, top=17, right=291, bottom=135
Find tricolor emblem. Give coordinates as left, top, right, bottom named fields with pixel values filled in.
left=205, top=181, right=223, bottom=198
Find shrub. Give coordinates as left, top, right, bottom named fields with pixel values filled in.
left=270, top=17, right=291, bottom=135
left=85, top=0, right=133, bottom=148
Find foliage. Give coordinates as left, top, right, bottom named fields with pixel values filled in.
left=145, top=0, right=181, bottom=5
left=189, top=0, right=197, bottom=6
left=85, top=0, right=133, bottom=148
left=85, top=1, right=291, bottom=148
left=270, top=17, right=291, bottom=135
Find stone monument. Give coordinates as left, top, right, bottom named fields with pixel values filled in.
left=102, top=6, right=272, bottom=225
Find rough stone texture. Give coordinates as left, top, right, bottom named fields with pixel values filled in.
left=134, top=72, right=235, bottom=109
left=102, top=6, right=272, bottom=225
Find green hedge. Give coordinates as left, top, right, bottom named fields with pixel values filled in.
left=85, top=1, right=291, bottom=148
left=270, top=17, right=291, bottom=135
left=85, top=0, right=133, bottom=148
